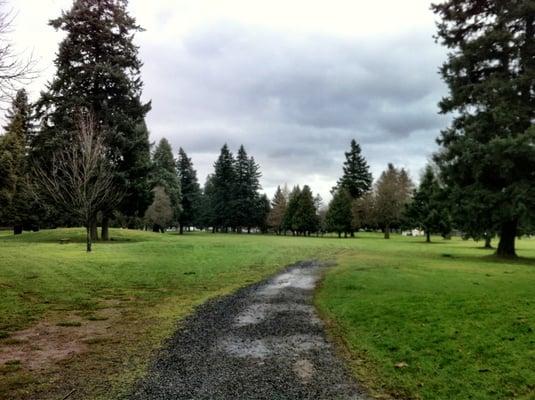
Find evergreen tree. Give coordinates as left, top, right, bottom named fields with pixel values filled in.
left=212, top=144, right=236, bottom=232
left=144, top=186, right=173, bottom=233
left=267, top=185, right=288, bottom=234
left=199, top=174, right=216, bottom=231
left=282, top=186, right=301, bottom=235
left=293, top=185, right=319, bottom=236
left=406, top=165, right=449, bottom=243
left=375, top=164, right=413, bottom=239
left=432, top=1, right=535, bottom=257
left=177, top=147, right=201, bottom=234
left=33, top=0, right=152, bottom=236
left=335, top=139, right=372, bottom=199
left=150, top=138, right=181, bottom=226
left=254, top=193, right=271, bottom=233
left=326, top=189, right=353, bottom=238
left=234, top=145, right=261, bottom=232
left=0, top=89, right=34, bottom=234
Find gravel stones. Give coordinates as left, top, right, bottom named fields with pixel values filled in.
left=128, top=260, right=367, bottom=399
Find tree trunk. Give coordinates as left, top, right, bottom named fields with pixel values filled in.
left=350, top=231, right=354, bottom=238
left=13, top=224, right=22, bottom=235
left=179, top=224, right=184, bottom=234
left=484, top=234, right=492, bottom=249
left=90, top=217, right=98, bottom=241
left=152, top=224, right=160, bottom=233
left=384, top=226, right=390, bottom=239
left=247, top=227, right=251, bottom=234
left=426, top=230, right=431, bottom=243
left=86, top=226, right=92, bottom=252
left=101, top=215, right=109, bottom=241
left=496, top=219, right=517, bottom=257
left=338, top=232, right=341, bottom=238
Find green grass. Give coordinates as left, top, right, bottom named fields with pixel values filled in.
left=0, top=228, right=534, bottom=399
left=315, top=234, right=535, bottom=399
left=0, top=228, right=332, bottom=399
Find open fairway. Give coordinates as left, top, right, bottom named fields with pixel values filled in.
left=0, top=229, right=534, bottom=399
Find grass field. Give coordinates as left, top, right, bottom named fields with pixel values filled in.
left=0, top=229, right=534, bottom=399
left=315, top=235, right=535, bottom=399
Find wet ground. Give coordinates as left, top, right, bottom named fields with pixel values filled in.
left=129, top=260, right=367, bottom=399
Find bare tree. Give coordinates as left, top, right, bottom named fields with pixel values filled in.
left=33, top=111, right=121, bottom=251
left=144, top=186, right=173, bottom=233
left=374, top=164, right=413, bottom=239
left=0, top=2, right=36, bottom=105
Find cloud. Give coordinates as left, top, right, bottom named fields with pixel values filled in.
left=140, top=22, right=449, bottom=197
left=11, top=0, right=449, bottom=199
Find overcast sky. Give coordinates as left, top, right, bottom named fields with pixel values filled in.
left=10, top=0, right=449, bottom=200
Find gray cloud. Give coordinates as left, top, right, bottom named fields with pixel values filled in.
left=139, top=21, right=449, bottom=198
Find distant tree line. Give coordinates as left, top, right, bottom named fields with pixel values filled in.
left=0, top=0, right=533, bottom=257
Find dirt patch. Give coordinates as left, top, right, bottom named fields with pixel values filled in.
left=0, top=305, right=121, bottom=371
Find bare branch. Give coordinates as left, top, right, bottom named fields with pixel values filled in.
left=0, top=1, right=38, bottom=106
left=33, top=110, right=123, bottom=251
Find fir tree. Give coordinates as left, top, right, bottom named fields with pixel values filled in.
left=293, top=185, right=319, bottom=236
left=406, top=165, right=449, bottom=243
left=326, top=189, right=353, bottom=238
left=335, top=139, right=372, bottom=199
left=0, top=89, right=34, bottom=234
left=177, top=147, right=201, bottom=234
left=234, top=145, right=261, bottom=232
left=212, top=144, right=236, bottom=232
left=150, top=138, right=181, bottom=226
left=432, top=1, right=535, bottom=257
left=33, top=0, right=152, bottom=236
left=282, top=186, right=301, bottom=235
left=199, top=174, right=216, bottom=231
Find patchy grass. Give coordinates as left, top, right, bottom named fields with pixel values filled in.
left=1, top=228, right=534, bottom=399
left=0, top=228, right=330, bottom=399
left=315, top=234, right=535, bottom=399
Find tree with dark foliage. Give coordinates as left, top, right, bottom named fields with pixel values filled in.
left=335, top=139, right=372, bottom=199
left=177, top=147, right=201, bottom=234
left=326, top=189, right=353, bottom=238
left=33, top=0, right=152, bottom=238
left=406, top=165, right=450, bottom=243
left=211, top=144, right=236, bottom=232
left=432, top=0, right=535, bottom=257
left=0, top=89, right=35, bottom=234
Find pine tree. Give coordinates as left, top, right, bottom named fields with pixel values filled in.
left=212, top=144, right=236, bottom=232
left=199, top=174, right=216, bottom=231
left=150, top=138, right=181, bottom=226
left=406, top=165, right=448, bottom=243
left=293, top=185, right=319, bottom=236
left=33, top=0, right=152, bottom=236
left=335, top=139, right=372, bottom=199
left=254, top=193, right=271, bottom=233
left=326, top=189, right=353, bottom=238
left=234, top=145, right=261, bottom=232
left=177, top=147, right=201, bottom=234
left=432, top=1, right=535, bottom=257
left=282, top=186, right=301, bottom=235
left=267, top=185, right=288, bottom=234
left=0, top=89, right=34, bottom=234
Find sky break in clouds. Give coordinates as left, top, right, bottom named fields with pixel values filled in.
left=10, top=0, right=450, bottom=200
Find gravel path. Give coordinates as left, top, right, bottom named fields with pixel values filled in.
left=129, top=260, right=367, bottom=399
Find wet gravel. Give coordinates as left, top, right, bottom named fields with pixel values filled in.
left=128, top=260, right=367, bottom=399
